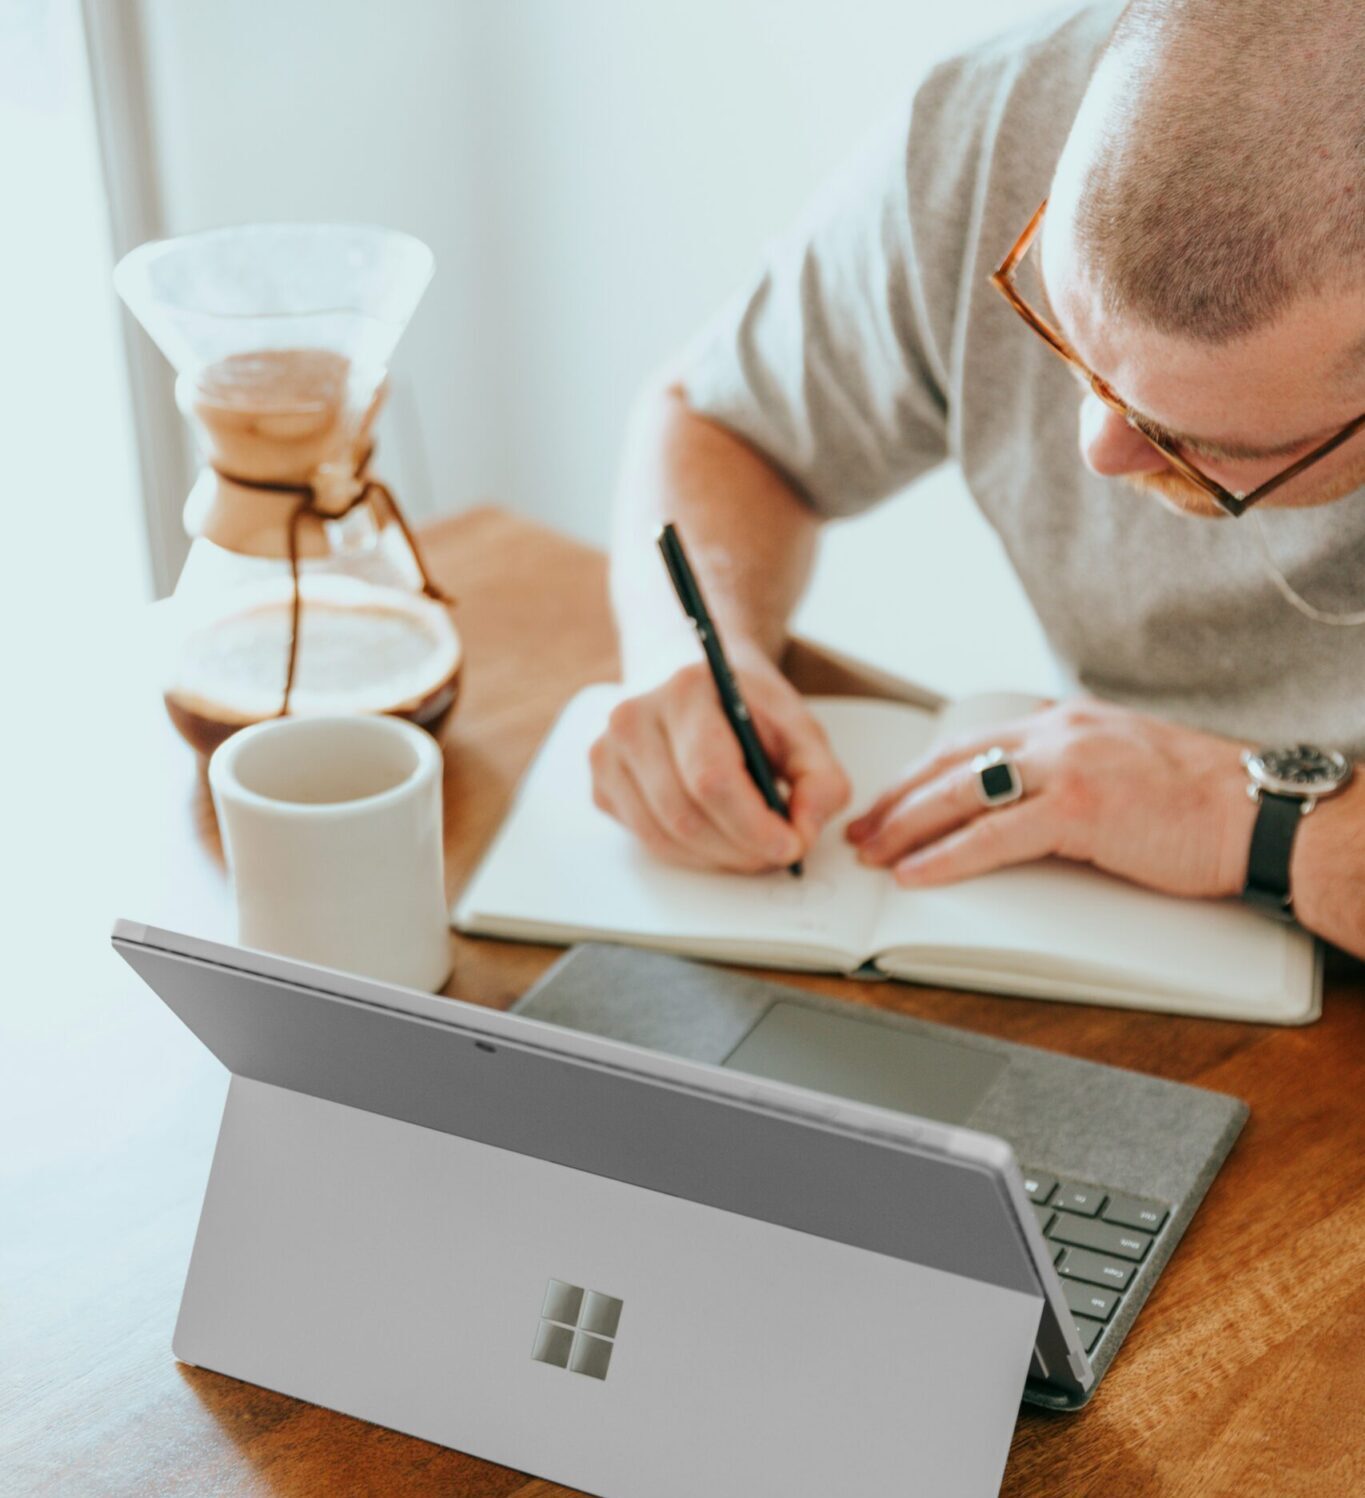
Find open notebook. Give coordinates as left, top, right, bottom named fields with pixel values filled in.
left=454, top=686, right=1320, bottom=1024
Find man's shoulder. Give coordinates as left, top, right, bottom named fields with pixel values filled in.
left=908, top=2, right=1123, bottom=212
left=894, top=1, right=1121, bottom=374
left=920, top=0, right=1122, bottom=108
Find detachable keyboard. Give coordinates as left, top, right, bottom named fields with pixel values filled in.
left=1021, top=1167, right=1171, bottom=1356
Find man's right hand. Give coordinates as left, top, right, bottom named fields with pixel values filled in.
left=589, top=660, right=852, bottom=872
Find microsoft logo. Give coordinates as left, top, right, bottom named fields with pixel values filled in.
left=531, top=1279, right=623, bottom=1381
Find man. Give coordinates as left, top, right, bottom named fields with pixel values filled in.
left=591, top=0, right=1365, bottom=960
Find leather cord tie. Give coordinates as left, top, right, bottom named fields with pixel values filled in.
left=209, top=447, right=455, bottom=718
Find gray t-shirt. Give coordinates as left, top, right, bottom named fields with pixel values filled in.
left=681, top=1, right=1365, bottom=756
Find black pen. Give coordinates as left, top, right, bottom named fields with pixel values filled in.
left=656, top=523, right=803, bottom=877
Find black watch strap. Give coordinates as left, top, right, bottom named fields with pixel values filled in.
left=1242, top=791, right=1304, bottom=918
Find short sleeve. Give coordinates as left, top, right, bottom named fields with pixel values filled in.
left=679, top=98, right=950, bottom=519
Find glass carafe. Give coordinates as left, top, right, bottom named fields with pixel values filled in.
left=115, top=223, right=461, bottom=754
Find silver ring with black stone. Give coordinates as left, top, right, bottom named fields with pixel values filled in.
left=971, top=746, right=1024, bottom=808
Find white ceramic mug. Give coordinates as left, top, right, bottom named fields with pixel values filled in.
left=208, top=715, right=452, bottom=991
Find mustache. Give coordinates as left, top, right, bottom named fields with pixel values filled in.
left=1116, top=447, right=1365, bottom=517
left=1118, top=468, right=1232, bottom=518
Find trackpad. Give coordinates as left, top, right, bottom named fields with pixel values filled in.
left=721, top=1002, right=1007, bottom=1126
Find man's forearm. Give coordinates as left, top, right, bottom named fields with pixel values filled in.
left=610, top=384, right=820, bottom=683
left=1292, top=774, right=1365, bottom=960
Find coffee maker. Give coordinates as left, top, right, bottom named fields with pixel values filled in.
left=116, top=223, right=461, bottom=754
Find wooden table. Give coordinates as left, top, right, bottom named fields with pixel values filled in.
left=5, top=507, right=1364, bottom=1498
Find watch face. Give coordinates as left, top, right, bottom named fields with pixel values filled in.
left=1250, top=743, right=1352, bottom=795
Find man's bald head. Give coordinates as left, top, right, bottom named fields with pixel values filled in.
left=1060, top=0, right=1364, bottom=346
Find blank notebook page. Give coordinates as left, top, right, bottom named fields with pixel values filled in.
left=870, top=860, right=1306, bottom=1002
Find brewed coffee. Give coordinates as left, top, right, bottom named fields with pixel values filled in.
left=166, top=593, right=463, bottom=755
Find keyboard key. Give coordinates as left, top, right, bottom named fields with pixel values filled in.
left=1022, top=1169, right=1058, bottom=1204
left=1055, top=1247, right=1135, bottom=1291
left=1031, top=1202, right=1056, bottom=1235
left=1049, top=1215, right=1152, bottom=1262
left=1062, top=1279, right=1119, bottom=1322
left=1053, top=1180, right=1107, bottom=1217
left=1102, top=1193, right=1170, bottom=1234
left=1071, top=1315, right=1104, bottom=1354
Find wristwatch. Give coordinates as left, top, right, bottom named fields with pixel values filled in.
left=1241, top=744, right=1354, bottom=918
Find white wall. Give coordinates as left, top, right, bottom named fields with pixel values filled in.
left=131, top=0, right=1064, bottom=694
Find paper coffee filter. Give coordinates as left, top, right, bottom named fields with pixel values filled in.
left=114, top=223, right=434, bottom=381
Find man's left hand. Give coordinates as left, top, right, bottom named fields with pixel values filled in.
left=847, top=698, right=1258, bottom=898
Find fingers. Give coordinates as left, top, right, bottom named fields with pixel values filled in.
left=592, top=717, right=773, bottom=872
left=853, top=760, right=990, bottom=868
left=846, top=725, right=1028, bottom=846
left=664, top=692, right=803, bottom=865
left=588, top=664, right=847, bottom=871
left=762, top=709, right=852, bottom=847
left=590, top=747, right=714, bottom=869
left=891, top=799, right=1057, bottom=887
left=635, top=708, right=783, bottom=869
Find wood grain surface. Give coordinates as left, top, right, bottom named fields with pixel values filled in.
left=4, top=507, right=1363, bottom=1497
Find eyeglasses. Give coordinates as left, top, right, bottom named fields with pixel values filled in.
left=990, top=199, right=1365, bottom=518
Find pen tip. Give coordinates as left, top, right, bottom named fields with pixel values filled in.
left=789, top=861, right=804, bottom=878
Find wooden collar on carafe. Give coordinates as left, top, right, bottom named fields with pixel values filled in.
left=209, top=445, right=454, bottom=718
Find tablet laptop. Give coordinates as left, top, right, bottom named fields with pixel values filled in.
left=111, top=921, right=1239, bottom=1497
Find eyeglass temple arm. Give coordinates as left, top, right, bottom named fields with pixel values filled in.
left=989, top=199, right=1076, bottom=363
left=1233, top=410, right=1365, bottom=513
